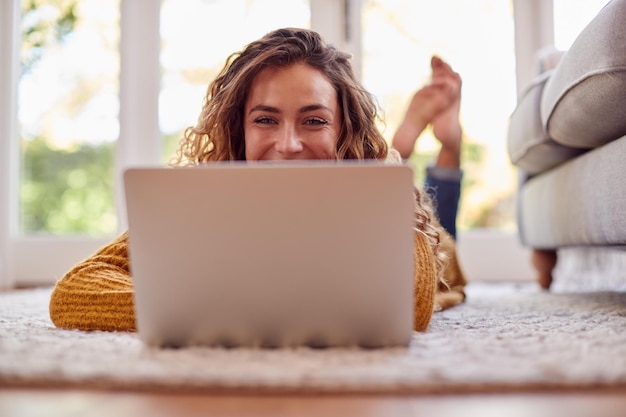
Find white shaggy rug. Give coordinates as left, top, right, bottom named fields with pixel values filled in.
left=1, top=283, right=625, bottom=394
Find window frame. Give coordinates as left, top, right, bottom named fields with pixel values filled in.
left=1, top=0, right=20, bottom=289
left=1, top=0, right=548, bottom=288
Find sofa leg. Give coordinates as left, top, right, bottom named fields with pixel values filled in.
left=531, top=249, right=557, bottom=290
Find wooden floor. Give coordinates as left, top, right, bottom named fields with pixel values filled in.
left=1, top=389, right=626, bottom=417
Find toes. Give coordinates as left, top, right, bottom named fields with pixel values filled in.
left=431, top=55, right=452, bottom=73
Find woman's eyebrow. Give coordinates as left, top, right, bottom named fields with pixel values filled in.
left=248, top=104, right=280, bottom=115
left=299, top=104, right=332, bottom=113
left=248, top=104, right=332, bottom=115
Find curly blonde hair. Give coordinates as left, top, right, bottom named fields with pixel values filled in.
left=170, top=27, right=387, bottom=164
left=170, top=27, right=446, bottom=277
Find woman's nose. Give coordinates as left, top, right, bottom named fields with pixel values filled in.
left=275, top=125, right=304, bottom=155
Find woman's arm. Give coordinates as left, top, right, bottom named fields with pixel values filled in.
left=49, top=232, right=137, bottom=331
left=413, top=231, right=437, bottom=331
left=413, top=223, right=467, bottom=331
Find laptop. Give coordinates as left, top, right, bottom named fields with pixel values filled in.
left=123, top=161, right=416, bottom=349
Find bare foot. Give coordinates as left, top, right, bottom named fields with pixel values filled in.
left=431, top=56, right=462, bottom=168
left=531, top=249, right=557, bottom=290
left=392, top=86, right=446, bottom=158
left=391, top=56, right=462, bottom=160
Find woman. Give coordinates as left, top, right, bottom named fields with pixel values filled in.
left=49, top=28, right=466, bottom=333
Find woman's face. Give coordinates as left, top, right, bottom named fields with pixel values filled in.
left=244, top=63, right=341, bottom=161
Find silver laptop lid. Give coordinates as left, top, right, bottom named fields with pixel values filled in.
left=124, top=162, right=415, bottom=348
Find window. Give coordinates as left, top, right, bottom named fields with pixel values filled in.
left=361, top=0, right=518, bottom=232
left=19, top=0, right=120, bottom=236
left=1, top=0, right=565, bottom=287
left=553, top=0, right=610, bottom=51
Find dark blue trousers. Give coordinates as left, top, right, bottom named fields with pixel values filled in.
left=424, top=165, right=463, bottom=240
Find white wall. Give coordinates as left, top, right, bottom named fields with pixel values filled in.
left=458, top=230, right=534, bottom=282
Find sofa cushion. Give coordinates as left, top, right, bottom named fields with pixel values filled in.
left=508, top=71, right=586, bottom=175
left=540, top=0, right=626, bottom=149
left=518, top=134, right=626, bottom=248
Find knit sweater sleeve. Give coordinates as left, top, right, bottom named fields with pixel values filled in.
left=412, top=230, right=437, bottom=331
left=49, top=229, right=439, bottom=333
left=49, top=232, right=136, bottom=331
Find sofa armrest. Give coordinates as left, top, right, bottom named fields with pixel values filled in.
left=541, top=0, right=626, bottom=149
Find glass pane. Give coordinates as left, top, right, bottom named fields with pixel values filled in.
left=362, top=0, right=517, bottom=231
left=159, top=0, right=311, bottom=163
left=553, top=0, right=610, bottom=51
left=19, top=0, right=120, bottom=235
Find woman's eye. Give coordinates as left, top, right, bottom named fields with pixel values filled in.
left=305, top=117, right=327, bottom=126
left=254, top=117, right=275, bottom=125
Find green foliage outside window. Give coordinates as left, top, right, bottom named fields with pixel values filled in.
left=21, top=0, right=78, bottom=74
left=21, top=137, right=116, bottom=235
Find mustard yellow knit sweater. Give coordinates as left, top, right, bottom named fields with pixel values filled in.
left=49, top=230, right=466, bottom=333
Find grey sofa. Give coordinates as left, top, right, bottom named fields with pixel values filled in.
left=507, top=0, right=626, bottom=287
